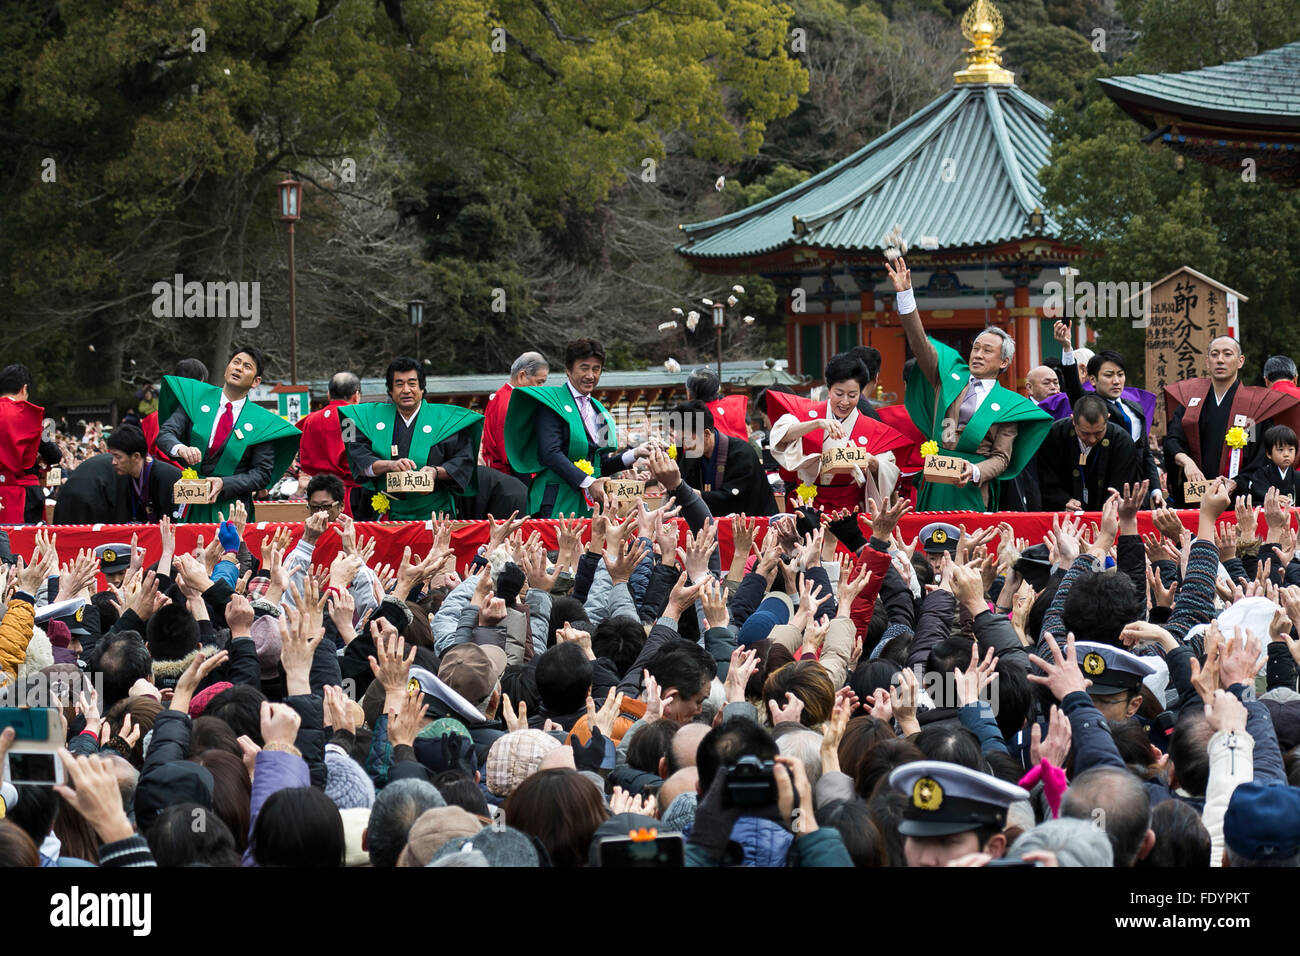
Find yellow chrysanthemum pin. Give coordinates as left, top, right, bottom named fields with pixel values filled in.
left=1225, top=426, right=1249, bottom=450
left=920, top=440, right=939, bottom=458
left=181, top=467, right=200, bottom=480
left=371, top=492, right=391, bottom=514
left=667, top=445, right=677, bottom=460
left=574, top=459, right=595, bottom=476
left=794, top=483, right=818, bottom=505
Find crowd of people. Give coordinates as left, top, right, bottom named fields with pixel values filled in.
left=1, top=255, right=1299, bottom=869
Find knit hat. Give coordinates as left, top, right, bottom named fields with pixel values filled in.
left=248, top=615, right=282, bottom=681
left=397, top=806, right=483, bottom=867
left=324, top=746, right=377, bottom=810
left=45, top=621, right=78, bottom=665
left=189, top=681, right=232, bottom=718
left=485, top=729, right=561, bottom=797
left=737, top=592, right=792, bottom=645
left=1224, top=782, right=1300, bottom=861
left=431, top=826, right=540, bottom=867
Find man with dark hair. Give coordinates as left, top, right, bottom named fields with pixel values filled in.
left=645, top=641, right=717, bottom=723
left=0, top=363, right=60, bottom=523
left=671, top=400, right=776, bottom=517
left=52, top=424, right=181, bottom=524
left=1164, top=336, right=1300, bottom=504
left=141, top=359, right=208, bottom=465
left=531, top=643, right=594, bottom=731
left=295, top=371, right=362, bottom=515
left=89, top=630, right=155, bottom=708
left=1037, top=394, right=1141, bottom=511
left=305, top=473, right=346, bottom=522
left=1053, top=336, right=1163, bottom=505
left=157, top=347, right=301, bottom=521
left=504, top=338, right=652, bottom=517
left=1264, top=354, right=1300, bottom=400
left=685, top=367, right=748, bottom=439
left=341, top=357, right=483, bottom=519
left=481, top=352, right=549, bottom=474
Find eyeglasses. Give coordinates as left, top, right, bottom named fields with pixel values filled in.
left=307, top=501, right=341, bottom=513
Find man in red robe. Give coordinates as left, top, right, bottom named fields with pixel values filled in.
left=1164, top=337, right=1300, bottom=505
left=296, top=371, right=362, bottom=515
left=480, top=352, right=549, bottom=475
left=0, top=364, right=60, bottom=524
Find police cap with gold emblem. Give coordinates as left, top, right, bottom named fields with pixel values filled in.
left=889, top=760, right=1029, bottom=836
left=94, top=542, right=132, bottom=574
left=918, top=522, right=960, bottom=555
left=1074, top=641, right=1157, bottom=696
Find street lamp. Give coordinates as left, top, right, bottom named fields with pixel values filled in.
left=408, top=299, right=425, bottom=361
left=277, top=178, right=303, bottom=384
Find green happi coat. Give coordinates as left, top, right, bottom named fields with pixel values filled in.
left=158, top=376, right=301, bottom=523
left=338, top=401, right=483, bottom=520
left=504, top=385, right=618, bottom=518
left=905, top=339, right=1051, bottom=512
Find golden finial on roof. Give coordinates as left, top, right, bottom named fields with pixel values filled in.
left=953, top=0, right=1015, bottom=85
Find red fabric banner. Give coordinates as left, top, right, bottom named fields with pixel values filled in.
left=1, top=511, right=1250, bottom=573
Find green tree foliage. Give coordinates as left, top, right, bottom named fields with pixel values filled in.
left=0, top=0, right=807, bottom=396
left=1040, top=0, right=1300, bottom=380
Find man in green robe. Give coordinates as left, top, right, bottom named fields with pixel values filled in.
left=887, top=257, right=1051, bottom=512
left=157, top=346, right=301, bottom=523
left=504, top=338, right=652, bottom=517
left=340, top=357, right=482, bottom=520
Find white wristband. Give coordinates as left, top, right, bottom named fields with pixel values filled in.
left=895, top=287, right=916, bottom=315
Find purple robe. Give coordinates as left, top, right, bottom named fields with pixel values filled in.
left=1037, top=392, right=1073, bottom=421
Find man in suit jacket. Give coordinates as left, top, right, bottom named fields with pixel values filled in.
left=1054, top=333, right=1163, bottom=506
left=1038, top=395, right=1142, bottom=511
left=887, top=258, right=1051, bottom=511
left=505, top=339, right=652, bottom=517
left=672, top=400, right=777, bottom=517
left=52, top=425, right=181, bottom=524
left=156, top=346, right=300, bottom=522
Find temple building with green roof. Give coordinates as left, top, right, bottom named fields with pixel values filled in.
left=677, top=0, right=1083, bottom=401
left=1098, top=41, right=1300, bottom=184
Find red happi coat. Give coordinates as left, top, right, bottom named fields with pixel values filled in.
left=765, top=391, right=911, bottom=512
left=296, top=399, right=357, bottom=514
left=0, top=398, right=43, bottom=523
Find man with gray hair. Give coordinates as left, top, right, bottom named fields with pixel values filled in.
left=886, top=256, right=1052, bottom=511
left=1006, top=817, right=1115, bottom=867
left=1264, top=354, right=1300, bottom=401
left=295, top=370, right=363, bottom=514
left=481, top=352, right=549, bottom=475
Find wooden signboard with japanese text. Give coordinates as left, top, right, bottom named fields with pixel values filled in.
left=1144, top=267, right=1241, bottom=440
